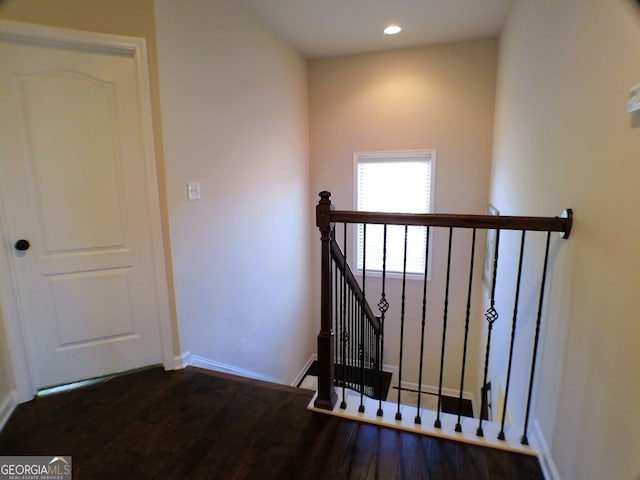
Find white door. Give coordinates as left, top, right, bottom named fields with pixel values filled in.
left=0, top=25, right=167, bottom=389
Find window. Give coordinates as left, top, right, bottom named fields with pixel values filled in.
left=354, top=150, right=435, bottom=277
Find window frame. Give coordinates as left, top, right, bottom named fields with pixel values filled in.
left=352, top=149, right=436, bottom=281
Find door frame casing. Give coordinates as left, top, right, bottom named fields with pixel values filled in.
left=0, top=20, right=176, bottom=403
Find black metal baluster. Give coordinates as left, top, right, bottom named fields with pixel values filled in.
left=377, top=224, right=389, bottom=417
left=395, top=225, right=409, bottom=421
left=375, top=329, right=381, bottom=401
left=521, top=231, right=551, bottom=445
left=368, top=318, right=374, bottom=397
left=351, top=290, right=356, bottom=390
left=348, top=286, right=353, bottom=391
left=348, top=300, right=352, bottom=392
left=357, top=303, right=361, bottom=394
left=337, top=268, right=344, bottom=394
left=354, top=301, right=358, bottom=391
left=435, top=227, right=453, bottom=429
left=359, top=224, right=367, bottom=413
left=456, top=229, right=477, bottom=432
left=333, top=248, right=338, bottom=369
left=498, top=231, right=526, bottom=441
left=336, top=263, right=340, bottom=365
left=364, top=317, right=373, bottom=396
left=333, top=260, right=344, bottom=376
left=477, top=230, right=500, bottom=437
left=342, top=287, right=347, bottom=392
left=370, top=322, right=375, bottom=398
left=364, top=310, right=369, bottom=398
left=415, top=226, right=431, bottom=425
left=340, top=224, right=348, bottom=408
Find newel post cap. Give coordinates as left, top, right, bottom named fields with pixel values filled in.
left=319, top=191, right=332, bottom=204
left=316, top=192, right=334, bottom=229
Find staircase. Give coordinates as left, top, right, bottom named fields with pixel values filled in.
left=311, top=191, right=573, bottom=455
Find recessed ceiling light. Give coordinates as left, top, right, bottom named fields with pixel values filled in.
left=383, top=25, right=402, bottom=35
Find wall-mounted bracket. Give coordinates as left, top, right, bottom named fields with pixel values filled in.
left=560, top=208, right=573, bottom=239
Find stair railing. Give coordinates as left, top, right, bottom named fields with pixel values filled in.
left=314, top=191, right=572, bottom=446
left=330, top=229, right=382, bottom=407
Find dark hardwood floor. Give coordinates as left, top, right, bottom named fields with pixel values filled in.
left=0, top=367, right=544, bottom=479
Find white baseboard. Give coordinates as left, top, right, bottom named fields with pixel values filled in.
left=531, top=420, right=561, bottom=480
left=187, top=354, right=285, bottom=385
left=0, top=390, right=16, bottom=432
left=290, top=354, right=317, bottom=387
left=172, top=351, right=191, bottom=369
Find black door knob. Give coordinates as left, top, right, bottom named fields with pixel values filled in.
left=15, top=239, right=30, bottom=251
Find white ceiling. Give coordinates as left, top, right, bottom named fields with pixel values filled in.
left=238, top=0, right=515, bottom=58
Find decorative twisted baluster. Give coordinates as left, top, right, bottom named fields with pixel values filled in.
left=456, top=228, right=477, bottom=432
left=376, top=224, right=389, bottom=417
left=415, top=226, right=431, bottom=425
left=477, top=229, right=500, bottom=437
left=521, top=231, right=552, bottom=445
left=395, top=225, right=409, bottom=421
left=435, top=228, right=453, bottom=429
left=331, top=235, right=338, bottom=377
left=358, top=224, right=367, bottom=413
left=340, top=224, right=348, bottom=409
left=498, top=231, right=526, bottom=441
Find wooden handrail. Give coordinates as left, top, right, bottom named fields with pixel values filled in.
left=330, top=210, right=572, bottom=238
left=330, top=237, right=381, bottom=332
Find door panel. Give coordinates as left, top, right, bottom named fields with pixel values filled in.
left=1, top=32, right=164, bottom=389
left=20, top=70, right=125, bottom=252
left=49, top=268, right=136, bottom=346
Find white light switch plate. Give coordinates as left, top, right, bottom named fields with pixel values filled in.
left=187, top=182, right=200, bottom=200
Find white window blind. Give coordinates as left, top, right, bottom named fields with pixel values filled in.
left=354, top=150, right=435, bottom=276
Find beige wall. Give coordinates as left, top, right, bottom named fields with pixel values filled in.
left=309, top=40, right=498, bottom=393
left=491, top=0, right=640, bottom=478
left=155, top=0, right=313, bottom=383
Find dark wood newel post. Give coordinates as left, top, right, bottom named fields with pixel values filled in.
left=314, top=191, right=337, bottom=410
